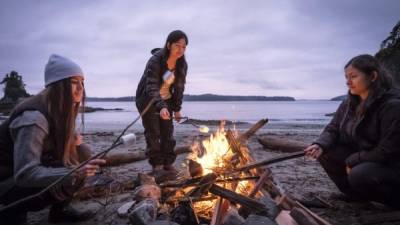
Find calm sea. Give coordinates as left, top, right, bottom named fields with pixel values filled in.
left=81, top=101, right=340, bottom=132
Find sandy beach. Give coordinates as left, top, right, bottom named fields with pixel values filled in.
left=9, top=120, right=394, bottom=225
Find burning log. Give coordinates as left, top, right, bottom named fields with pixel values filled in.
left=239, top=118, right=268, bottom=142
left=210, top=197, right=225, bottom=225
left=248, top=170, right=272, bottom=198
left=189, top=159, right=203, bottom=177
left=209, top=184, right=269, bottom=215
left=189, top=173, right=218, bottom=198
left=160, top=175, right=260, bottom=189
left=258, top=136, right=308, bottom=153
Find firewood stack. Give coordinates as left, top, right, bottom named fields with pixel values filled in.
left=119, top=119, right=332, bottom=225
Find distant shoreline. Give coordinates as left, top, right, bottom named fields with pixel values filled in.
left=86, top=94, right=296, bottom=102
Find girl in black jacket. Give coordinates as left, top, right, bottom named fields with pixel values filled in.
left=135, top=30, right=188, bottom=177
left=305, top=54, right=400, bottom=208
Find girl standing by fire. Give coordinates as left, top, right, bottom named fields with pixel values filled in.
left=135, top=30, right=188, bottom=178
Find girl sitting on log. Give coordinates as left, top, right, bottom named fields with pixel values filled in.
left=0, top=54, right=106, bottom=224
left=135, top=30, right=188, bottom=178
left=305, top=54, right=400, bottom=208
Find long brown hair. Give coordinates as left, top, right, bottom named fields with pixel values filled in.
left=163, top=30, right=188, bottom=83
left=46, top=77, right=85, bottom=166
left=345, top=54, right=393, bottom=93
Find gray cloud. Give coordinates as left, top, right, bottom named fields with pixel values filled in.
left=0, top=0, right=399, bottom=99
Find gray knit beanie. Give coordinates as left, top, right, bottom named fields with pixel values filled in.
left=44, top=54, right=84, bottom=87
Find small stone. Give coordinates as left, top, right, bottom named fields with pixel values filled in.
left=117, top=201, right=136, bottom=218
left=137, top=173, right=157, bottom=185
left=243, top=214, right=278, bottom=225
left=222, top=207, right=245, bottom=225
left=148, top=221, right=179, bottom=225
left=128, top=199, right=158, bottom=225
left=258, top=196, right=280, bottom=219
left=133, top=184, right=161, bottom=201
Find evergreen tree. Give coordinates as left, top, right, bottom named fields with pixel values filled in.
left=0, top=71, right=30, bottom=102
left=376, top=21, right=400, bottom=87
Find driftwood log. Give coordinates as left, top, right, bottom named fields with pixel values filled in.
left=103, top=146, right=191, bottom=167
left=258, top=136, right=308, bottom=153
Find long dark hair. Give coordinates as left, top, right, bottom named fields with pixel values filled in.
left=163, top=30, right=188, bottom=82
left=46, top=77, right=85, bottom=166
left=345, top=54, right=393, bottom=93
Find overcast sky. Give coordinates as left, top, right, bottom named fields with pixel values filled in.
left=0, top=0, right=399, bottom=99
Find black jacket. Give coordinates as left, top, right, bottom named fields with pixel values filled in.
left=135, top=48, right=187, bottom=112
left=315, top=88, right=400, bottom=167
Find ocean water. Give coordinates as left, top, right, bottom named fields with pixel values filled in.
left=81, top=101, right=340, bottom=132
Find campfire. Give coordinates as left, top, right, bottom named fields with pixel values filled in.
left=184, top=123, right=256, bottom=219
left=112, top=119, right=332, bottom=225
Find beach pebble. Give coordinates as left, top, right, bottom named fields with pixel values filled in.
left=148, top=221, right=179, bottom=225
left=222, top=207, right=245, bottom=225
left=243, top=214, right=278, bottom=225
left=133, top=184, right=161, bottom=201
left=117, top=201, right=136, bottom=218
left=258, top=196, right=280, bottom=219
left=128, top=198, right=158, bottom=225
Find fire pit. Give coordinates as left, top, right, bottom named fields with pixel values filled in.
left=124, top=119, right=331, bottom=225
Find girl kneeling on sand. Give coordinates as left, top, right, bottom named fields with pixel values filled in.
left=0, top=54, right=106, bottom=224
left=305, top=54, right=400, bottom=208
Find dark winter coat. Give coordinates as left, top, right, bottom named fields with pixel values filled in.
left=135, top=48, right=187, bottom=112
left=314, top=88, right=400, bottom=168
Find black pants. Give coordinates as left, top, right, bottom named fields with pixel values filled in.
left=139, top=99, right=176, bottom=167
left=319, top=145, right=400, bottom=208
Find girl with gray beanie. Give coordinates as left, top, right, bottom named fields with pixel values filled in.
left=0, top=54, right=105, bottom=224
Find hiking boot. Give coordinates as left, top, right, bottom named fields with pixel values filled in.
left=48, top=202, right=94, bottom=223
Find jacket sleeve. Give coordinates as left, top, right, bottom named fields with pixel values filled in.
left=171, top=65, right=187, bottom=112
left=9, top=111, right=73, bottom=188
left=313, top=100, right=347, bottom=151
left=145, top=57, right=168, bottom=111
left=346, top=100, right=400, bottom=167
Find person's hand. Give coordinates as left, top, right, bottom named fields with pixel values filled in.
left=174, top=111, right=182, bottom=122
left=76, top=159, right=106, bottom=178
left=75, top=133, right=83, bottom=146
left=346, top=166, right=351, bottom=174
left=304, top=144, right=324, bottom=160
left=160, top=108, right=171, bottom=120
